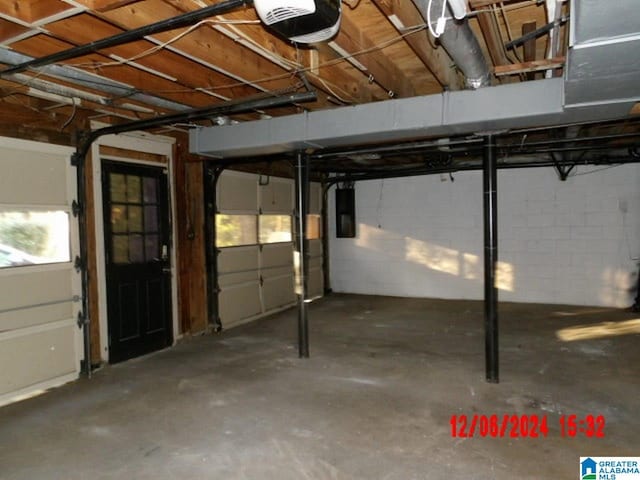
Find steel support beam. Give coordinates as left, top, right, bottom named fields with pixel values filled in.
left=191, top=79, right=639, bottom=159
left=483, top=135, right=499, bottom=383
left=0, top=0, right=253, bottom=77
left=294, top=152, right=310, bottom=358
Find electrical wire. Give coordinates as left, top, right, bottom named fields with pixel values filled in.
left=150, top=24, right=427, bottom=96
left=60, top=97, right=78, bottom=132
left=68, top=18, right=261, bottom=70
left=427, top=0, right=449, bottom=39
left=49, top=16, right=424, bottom=107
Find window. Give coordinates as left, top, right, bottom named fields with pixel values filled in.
left=0, top=211, right=70, bottom=268
left=306, top=214, right=321, bottom=240
left=216, top=214, right=258, bottom=247
left=259, top=215, right=292, bottom=244
left=109, top=173, right=162, bottom=264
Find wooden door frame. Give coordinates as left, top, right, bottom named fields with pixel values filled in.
left=91, top=125, right=178, bottom=364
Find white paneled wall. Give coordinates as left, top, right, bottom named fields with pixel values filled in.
left=329, top=165, right=640, bottom=307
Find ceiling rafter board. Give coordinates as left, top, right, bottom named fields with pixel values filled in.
left=474, top=1, right=557, bottom=66
left=43, top=12, right=264, bottom=102
left=94, top=0, right=333, bottom=110
left=7, top=33, right=236, bottom=110
left=370, top=0, right=459, bottom=90
left=0, top=0, right=80, bottom=24
left=333, top=8, right=416, bottom=98
left=161, top=1, right=383, bottom=107
left=203, top=7, right=388, bottom=104
left=339, top=1, right=428, bottom=97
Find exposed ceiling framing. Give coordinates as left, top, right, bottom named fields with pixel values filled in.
left=0, top=0, right=571, bottom=136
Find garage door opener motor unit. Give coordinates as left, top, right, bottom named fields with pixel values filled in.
left=254, top=0, right=341, bottom=44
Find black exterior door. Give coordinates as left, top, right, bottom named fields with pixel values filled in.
left=102, top=161, right=172, bottom=363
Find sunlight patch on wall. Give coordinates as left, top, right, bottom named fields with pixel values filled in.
left=599, top=267, right=635, bottom=308
left=404, top=236, right=514, bottom=292
left=556, top=318, right=640, bottom=342
left=354, top=223, right=397, bottom=251
left=405, top=238, right=460, bottom=276
left=496, top=262, right=515, bottom=292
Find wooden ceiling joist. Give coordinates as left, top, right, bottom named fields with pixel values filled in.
left=493, top=56, right=565, bottom=76
left=331, top=10, right=415, bottom=98
left=371, top=0, right=460, bottom=90
left=0, top=0, right=571, bottom=136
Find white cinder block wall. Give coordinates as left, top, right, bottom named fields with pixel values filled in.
left=328, top=165, right=640, bottom=307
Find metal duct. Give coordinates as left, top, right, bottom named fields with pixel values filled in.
left=412, top=0, right=491, bottom=89
left=565, top=0, right=640, bottom=107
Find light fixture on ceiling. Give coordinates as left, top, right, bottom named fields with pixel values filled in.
left=254, top=0, right=342, bottom=44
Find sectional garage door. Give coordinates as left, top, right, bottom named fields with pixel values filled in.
left=216, top=171, right=323, bottom=329
left=0, top=138, right=81, bottom=407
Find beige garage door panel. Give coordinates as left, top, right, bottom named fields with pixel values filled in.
left=0, top=138, right=79, bottom=407
left=263, top=276, right=295, bottom=311
left=0, top=149, right=68, bottom=205
left=309, top=182, right=322, bottom=215
left=308, top=268, right=324, bottom=298
left=307, top=239, right=323, bottom=298
left=0, top=324, right=77, bottom=396
left=308, top=239, right=323, bottom=258
left=219, top=284, right=262, bottom=327
left=218, top=246, right=259, bottom=274
left=262, top=243, right=293, bottom=269
left=262, top=265, right=293, bottom=280
left=308, top=257, right=323, bottom=271
left=217, top=172, right=258, bottom=213
left=0, top=268, right=72, bottom=322
left=260, top=179, right=293, bottom=213
left=218, top=271, right=259, bottom=288
left=0, top=303, right=72, bottom=332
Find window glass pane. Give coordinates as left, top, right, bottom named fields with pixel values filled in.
left=0, top=211, right=70, bottom=268
left=306, top=214, right=321, bottom=240
left=110, top=173, right=126, bottom=202
left=259, top=215, right=292, bottom=244
left=129, top=235, right=144, bottom=263
left=127, top=175, right=141, bottom=203
left=111, top=205, right=128, bottom=233
left=144, top=206, right=158, bottom=233
left=112, top=235, right=128, bottom=264
left=145, top=235, right=160, bottom=260
left=143, top=177, right=157, bottom=204
left=129, top=206, right=143, bottom=232
left=216, top=214, right=257, bottom=247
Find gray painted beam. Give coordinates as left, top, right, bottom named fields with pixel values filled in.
left=190, top=78, right=634, bottom=159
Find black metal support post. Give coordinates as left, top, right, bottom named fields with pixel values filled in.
left=294, top=152, right=310, bottom=358
left=632, top=264, right=640, bottom=313
left=321, top=181, right=332, bottom=295
left=483, top=135, right=499, bottom=383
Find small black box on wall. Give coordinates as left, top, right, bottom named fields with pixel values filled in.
left=335, top=187, right=356, bottom=238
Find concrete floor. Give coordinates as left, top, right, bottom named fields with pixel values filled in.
left=1, top=293, right=639, bottom=479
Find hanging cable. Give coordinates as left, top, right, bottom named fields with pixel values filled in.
left=427, top=0, right=450, bottom=39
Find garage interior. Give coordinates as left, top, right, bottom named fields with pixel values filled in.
left=0, top=0, right=639, bottom=478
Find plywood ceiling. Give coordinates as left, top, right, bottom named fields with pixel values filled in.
left=0, top=0, right=566, bottom=135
